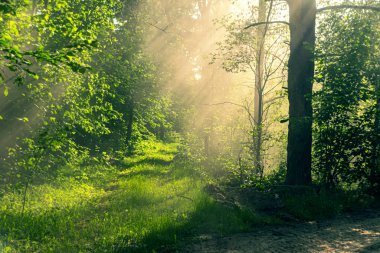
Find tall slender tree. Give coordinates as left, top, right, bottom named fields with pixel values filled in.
left=214, top=1, right=288, bottom=178
left=253, top=0, right=267, bottom=176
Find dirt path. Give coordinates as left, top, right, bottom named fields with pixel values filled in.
left=182, top=209, right=380, bottom=253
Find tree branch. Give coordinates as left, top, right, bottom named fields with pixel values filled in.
left=204, top=101, right=245, bottom=109
left=317, top=5, right=380, bottom=13
left=145, top=21, right=171, bottom=33
left=244, top=21, right=290, bottom=30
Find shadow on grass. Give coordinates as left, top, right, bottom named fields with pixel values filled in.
left=0, top=186, right=172, bottom=252
left=0, top=206, right=89, bottom=252
left=111, top=196, right=262, bottom=253
left=359, top=241, right=380, bottom=253
left=111, top=202, right=380, bottom=253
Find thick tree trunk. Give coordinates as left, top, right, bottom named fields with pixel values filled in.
left=371, top=80, right=380, bottom=190
left=285, top=0, right=316, bottom=185
left=376, top=84, right=380, bottom=172
left=253, top=0, right=266, bottom=177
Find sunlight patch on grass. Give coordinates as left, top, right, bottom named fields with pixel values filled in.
left=0, top=181, right=105, bottom=213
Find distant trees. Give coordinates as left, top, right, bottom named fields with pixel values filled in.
left=213, top=1, right=288, bottom=178
left=143, top=0, right=238, bottom=158
left=91, top=17, right=172, bottom=153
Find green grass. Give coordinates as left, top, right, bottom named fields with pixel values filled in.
left=0, top=141, right=262, bottom=253
left=2, top=141, right=374, bottom=252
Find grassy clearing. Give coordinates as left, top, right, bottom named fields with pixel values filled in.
left=0, top=141, right=262, bottom=253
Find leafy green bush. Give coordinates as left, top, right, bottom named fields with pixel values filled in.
left=314, top=7, right=380, bottom=191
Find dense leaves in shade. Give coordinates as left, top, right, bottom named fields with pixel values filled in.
left=1, top=0, right=175, bottom=186
left=313, top=9, right=380, bottom=190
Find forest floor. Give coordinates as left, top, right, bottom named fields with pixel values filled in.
left=0, top=141, right=267, bottom=252
left=1, top=141, right=379, bottom=252
left=182, top=208, right=380, bottom=253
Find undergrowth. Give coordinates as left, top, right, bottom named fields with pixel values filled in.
left=0, top=141, right=263, bottom=253
left=2, top=140, right=375, bottom=252
left=276, top=186, right=376, bottom=221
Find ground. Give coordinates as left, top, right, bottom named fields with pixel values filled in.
left=1, top=141, right=379, bottom=252
left=182, top=209, right=380, bottom=253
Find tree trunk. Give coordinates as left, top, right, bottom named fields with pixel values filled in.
left=285, top=0, right=316, bottom=185
left=253, top=92, right=264, bottom=177
left=371, top=78, right=380, bottom=190
left=376, top=83, right=380, bottom=174
left=253, top=0, right=266, bottom=177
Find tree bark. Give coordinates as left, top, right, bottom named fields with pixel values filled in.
left=285, top=0, right=316, bottom=185
left=371, top=77, right=380, bottom=190
left=253, top=0, right=266, bottom=177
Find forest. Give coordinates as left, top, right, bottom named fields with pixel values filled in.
left=0, top=0, right=379, bottom=252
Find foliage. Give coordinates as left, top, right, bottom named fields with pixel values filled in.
left=1, top=0, right=177, bottom=195
left=0, top=0, right=107, bottom=88
left=90, top=18, right=175, bottom=152
left=314, top=8, right=380, bottom=190
left=212, top=6, right=288, bottom=180
left=0, top=141, right=265, bottom=253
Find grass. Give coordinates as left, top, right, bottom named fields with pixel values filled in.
left=1, top=140, right=377, bottom=252
left=0, top=141, right=263, bottom=253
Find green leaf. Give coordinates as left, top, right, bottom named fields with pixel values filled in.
left=4, top=86, right=8, bottom=97
left=17, top=117, right=29, bottom=122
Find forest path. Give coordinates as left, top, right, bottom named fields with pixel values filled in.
left=182, top=209, right=380, bottom=253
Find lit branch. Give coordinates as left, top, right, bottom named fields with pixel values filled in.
left=204, top=101, right=245, bottom=109
left=145, top=21, right=171, bottom=33
left=244, top=21, right=290, bottom=30
left=317, top=5, right=380, bottom=13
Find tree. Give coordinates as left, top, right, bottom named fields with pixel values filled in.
left=213, top=1, right=288, bottom=178
left=372, top=43, right=380, bottom=193
left=285, top=0, right=316, bottom=185
left=313, top=8, right=379, bottom=188
left=253, top=0, right=267, bottom=176
left=2, top=0, right=175, bottom=187
left=246, top=0, right=380, bottom=185
left=143, top=0, right=235, bottom=157
left=0, top=0, right=119, bottom=163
